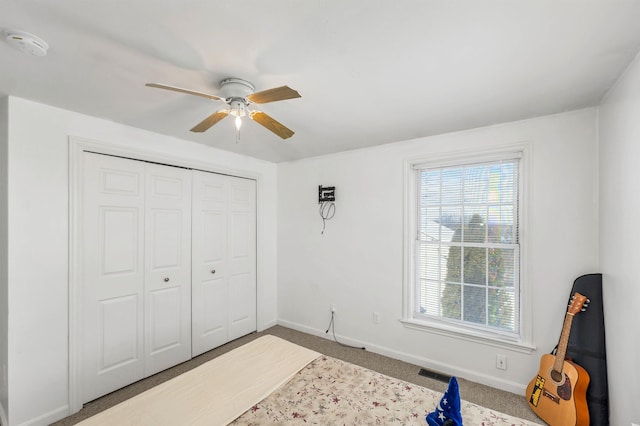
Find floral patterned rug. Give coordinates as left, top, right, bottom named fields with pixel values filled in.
left=231, top=355, right=542, bottom=425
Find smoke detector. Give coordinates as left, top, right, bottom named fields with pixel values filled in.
left=4, top=30, right=49, bottom=56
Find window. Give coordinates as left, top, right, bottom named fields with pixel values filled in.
left=405, top=149, right=529, bottom=347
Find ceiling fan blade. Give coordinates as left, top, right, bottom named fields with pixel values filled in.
left=146, top=83, right=224, bottom=101
left=190, top=110, right=229, bottom=132
left=250, top=111, right=295, bottom=139
left=246, top=86, right=301, bottom=104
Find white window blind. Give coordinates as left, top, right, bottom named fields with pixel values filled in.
left=414, top=158, right=520, bottom=336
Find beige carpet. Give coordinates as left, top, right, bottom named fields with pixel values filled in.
left=53, top=325, right=540, bottom=425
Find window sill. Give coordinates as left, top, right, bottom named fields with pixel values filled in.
left=401, top=318, right=535, bottom=354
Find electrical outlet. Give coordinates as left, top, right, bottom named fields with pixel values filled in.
left=372, top=311, right=381, bottom=324
left=330, top=304, right=337, bottom=313
left=496, top=354, right=507, bottom=370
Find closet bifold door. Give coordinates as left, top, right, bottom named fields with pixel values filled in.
left=191, top=171, right=257, bottom=357
left=143, top=162, right=192, bottom=377
left=81, top=153, right=192, bottom=403
left=81, top=152, right=146, bottom=403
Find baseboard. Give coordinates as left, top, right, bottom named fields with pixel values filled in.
left=258, top=318, right=278, bottom=332
left=276, top=319, right=527, bottom=395
left=14, top=404, right=68, bottom=426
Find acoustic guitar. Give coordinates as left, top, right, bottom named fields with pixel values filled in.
left=526, top=292, right=590, bottom=426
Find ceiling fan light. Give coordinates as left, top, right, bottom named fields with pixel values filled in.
left=235, top=115, right=242, bottom=130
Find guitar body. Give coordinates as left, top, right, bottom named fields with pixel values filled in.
left=526, top=353, right=590, bottom=426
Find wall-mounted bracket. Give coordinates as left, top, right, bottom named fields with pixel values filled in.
left=318, top=185, right=335, bottom=203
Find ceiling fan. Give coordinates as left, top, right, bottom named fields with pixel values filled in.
left=146, top=78, right=301, bottom=139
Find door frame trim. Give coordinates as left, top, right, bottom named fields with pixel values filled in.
left=68, top=136, right=261, bottom=413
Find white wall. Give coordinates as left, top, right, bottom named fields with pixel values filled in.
left=278, top=109, right=599, bottom=394
left=598, top=52, right=640, bottom=426
left=0, top=96, right=9, bottom=426
left=4, top=96, right=278, bottom=426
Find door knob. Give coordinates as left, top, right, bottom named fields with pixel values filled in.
left=164, top=277, right=170, bottom=282
left=211, top=269, right=216, bottom=274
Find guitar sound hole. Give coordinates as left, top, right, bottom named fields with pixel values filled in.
left=550, top=369, right=564, bottom=383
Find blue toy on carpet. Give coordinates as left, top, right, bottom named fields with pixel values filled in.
left=426, top=376, right=463, bottom=426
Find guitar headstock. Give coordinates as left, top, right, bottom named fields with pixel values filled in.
left=568, top=292, right=589, bottom=315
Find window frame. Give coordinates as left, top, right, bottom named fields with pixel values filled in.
left=402, top=144, right=534, bottom=353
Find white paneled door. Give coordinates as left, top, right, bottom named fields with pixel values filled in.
left=191, top=171, right=256, bottom=356
left=143, top=163, right=192, bottom=377
left=81, top=153, right=192, bottom=403
left=226, top=176, right=257, bottom=341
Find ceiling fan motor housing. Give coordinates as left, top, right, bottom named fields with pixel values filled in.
left=219, top=78, right=255, bottom=100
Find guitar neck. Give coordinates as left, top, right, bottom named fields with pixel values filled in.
left=553, top=312, right=575, bottom=373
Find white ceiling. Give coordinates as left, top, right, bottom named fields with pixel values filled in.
left=2, top=1, right=640, bottom=163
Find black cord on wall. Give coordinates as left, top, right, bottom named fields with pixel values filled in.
left=319, top=201, right=335, bottom=235
left=325, top=311, right=365, bottom=350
